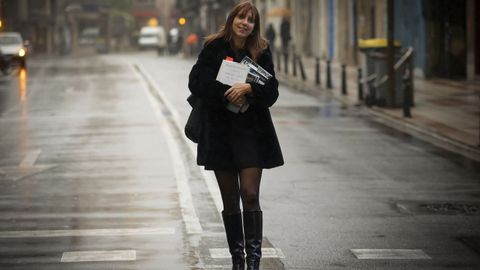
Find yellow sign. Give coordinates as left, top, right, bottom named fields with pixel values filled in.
left=178, top=17, right=186, bottom=26
left=147, top=18, right=158, bottom=27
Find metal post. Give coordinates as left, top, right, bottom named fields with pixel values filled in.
left=298, top=55, right=307, bottom=81
left=358, top=68, right=364, bottom=101
left=402, top=73, right=412, bottom=118
left=293, top=54, right=297, bottom=77
left=326, top=60, right=332, bottom=89
left=284, top=51, right=289, bottom=74
left=341, top=64, right=347, bottom=95
left=366, top=85, right=376, bottom=107
left=315, top=57, right=320, bottom=85
left=276, top=51, right=282, bottom=73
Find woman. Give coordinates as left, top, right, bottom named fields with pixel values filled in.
left=188, top=2, right=283, bottom=270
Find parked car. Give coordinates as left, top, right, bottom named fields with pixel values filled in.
left=79, top=27, right=99, bottom=46
left=0, top=32, right=28, bottom=68
left=138, top=26, right=166, bottom=53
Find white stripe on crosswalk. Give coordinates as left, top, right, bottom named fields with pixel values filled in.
left=0, top=227, right=175, bottom=238
left=209, top=248, right=285, bottom=259
left=61, top=250, right=136, bottom=263
left=351, top=249, right=431, bottom=260
left=19, top=149, right=42, bottom=167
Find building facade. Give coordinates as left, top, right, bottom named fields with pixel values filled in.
left=255, top=0, right=479, bottom=80
left=0, top=0, right=177, bottom=55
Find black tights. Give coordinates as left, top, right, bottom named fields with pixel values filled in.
left=214, top=168, right=262, bottom=213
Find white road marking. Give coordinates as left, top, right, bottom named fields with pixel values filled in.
left=209, top=248, right=285, bottom=259
left=134, top=63, right=224, bottom=213
left=350, top=249, right=431, bottom=260
left=133, top=64, right=203, bottom=235
left=0, top=227, right=175, bottom=238
left=61, top=250, right=136, bottom=263
left=19, top=149, right=42, bottom=167
left=0, top=165, right=56, bottom=181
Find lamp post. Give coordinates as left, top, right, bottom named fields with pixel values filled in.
left=387, top=0, right=395, bottom=107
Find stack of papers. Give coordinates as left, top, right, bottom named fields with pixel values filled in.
left=216, top=56, right=272, bottom=113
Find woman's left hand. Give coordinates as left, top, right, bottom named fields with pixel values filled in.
left=224, top=83, right=252, bottom=105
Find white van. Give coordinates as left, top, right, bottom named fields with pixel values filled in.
left=138, top=26, right=166, bottom=52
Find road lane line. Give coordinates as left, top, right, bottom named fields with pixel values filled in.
left=61, top=250, right=136, bottom=263
left=350, top=249, right=431, bottom=260
left=132, top=64, right=203, bottom=235
left=0, top=227, right=175, bottom=238
left=19, top=149, right=42, bottom=167
left=134, top=63, right=224, bottom=213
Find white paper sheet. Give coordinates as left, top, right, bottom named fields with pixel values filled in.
left=216, top=60, right=249, bottom=86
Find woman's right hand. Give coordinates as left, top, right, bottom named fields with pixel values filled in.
left=230, top=95, right=246, bottom=107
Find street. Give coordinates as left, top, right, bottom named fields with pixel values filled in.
left=0, top=51, right=479, bottom=270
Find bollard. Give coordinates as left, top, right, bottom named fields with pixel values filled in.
left=403, top=74, right=412, bottom=118
left=326, top=60, right=332, bottom=89
left=341, top=64, right=347, bottom=95
left=315, top=57, right=321, bottom=85
left=292, top=54, right=297, bottom=77
left=298, top=55, right=307, bottom=81
left=366, top=85, right=376, bottom=107
left=284, top=51, right=289, bottom=74
left=276, top=51, right=282, bottom=73
left=358, top=68, right=364, bottom=101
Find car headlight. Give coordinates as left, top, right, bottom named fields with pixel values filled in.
left=18, top=48, right=26, bottom=57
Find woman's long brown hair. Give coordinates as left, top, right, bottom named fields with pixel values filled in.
left=204, top=1, right=268, bottom=61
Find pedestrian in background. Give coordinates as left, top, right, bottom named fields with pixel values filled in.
left=188, top=1, right=284, bottom=269
left=280, top=16, right=291, bottom=53
left=265, top=23, right=276, bottom=52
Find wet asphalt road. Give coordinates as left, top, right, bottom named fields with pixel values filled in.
left=0, top=52, right=479, bottom=270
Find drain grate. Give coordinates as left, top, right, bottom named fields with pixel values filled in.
left=394, top=201, right=480, bottom=216
left=420, top=203, right=480, bottom=215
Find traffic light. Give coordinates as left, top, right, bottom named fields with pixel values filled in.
left=178, top=17, right=186, bottom=26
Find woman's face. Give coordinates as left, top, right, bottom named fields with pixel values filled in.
left=232, top=10, right=255, bottom=40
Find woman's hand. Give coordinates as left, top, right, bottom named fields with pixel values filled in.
left=224, top=83, right=252, bottom=106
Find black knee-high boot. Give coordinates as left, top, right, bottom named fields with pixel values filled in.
left=243, top=210, right=262, bottom=270
left=222, top=211, right=245, bottom=270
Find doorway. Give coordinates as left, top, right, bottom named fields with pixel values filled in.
left=427, top=0, right=467, bottom=79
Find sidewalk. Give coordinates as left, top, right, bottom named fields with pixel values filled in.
left=276, top=54, right=480, bottom=162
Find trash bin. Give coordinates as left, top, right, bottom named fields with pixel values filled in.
left=358, top=38, right=403, bottom=107
left=369, top=51, right=406, bottom=107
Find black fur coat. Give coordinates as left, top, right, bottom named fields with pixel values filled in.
left=188, top=38, right=284, bottom=170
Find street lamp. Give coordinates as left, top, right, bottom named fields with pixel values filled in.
left=178, top=17, right=186, bottom=26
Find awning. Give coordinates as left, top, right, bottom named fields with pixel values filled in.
left=267, top=7, right=291, bottom=17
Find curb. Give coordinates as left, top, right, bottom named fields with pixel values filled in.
left=277, top=73, right=480, bottom=163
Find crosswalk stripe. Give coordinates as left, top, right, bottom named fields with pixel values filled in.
left=209, top=248, right=285, bottom=259
left=350, top=249, right=431, bottom=260
left=19, top=150, right=42, bottom=167
left=61, top=250, right=136, bottom=263
left=0, top=227, right=175, bottom=238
